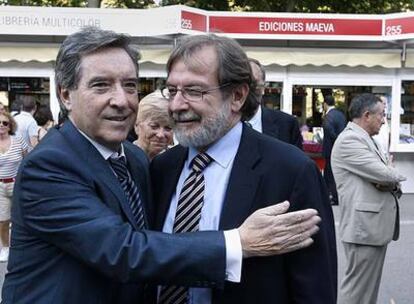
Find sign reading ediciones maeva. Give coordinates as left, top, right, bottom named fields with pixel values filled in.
left=209, top=16, right=383, bottom=38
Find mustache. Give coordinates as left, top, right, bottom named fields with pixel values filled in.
left=172, top=111, right=201, bottom=122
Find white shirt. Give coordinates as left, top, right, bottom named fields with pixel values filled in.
left=14, top=111, right=39, bottom=151
left=162, top=122, right=244, bottom=304
left=373, top=119, right=390, bottom=158
left=247, top=106, right=263, bottom=133
left=77, top=125, right=242, bottom=299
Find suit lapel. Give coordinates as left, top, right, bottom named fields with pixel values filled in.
left=261, top=107, right=280, bottom=138
left=59, top=121, right=140, bottom=230
left=371, top=138, right=388, bottom=164
left=219, top=126, right=262, bottom=229
left=155, top=146, right=188, bottom=230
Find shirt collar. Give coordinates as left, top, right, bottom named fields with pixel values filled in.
left=188, top=122, right=242, bottom=169
left=76, top=127, right=125, bottom=160
left=248, top=106, right=262, bottom=128
left=326, top=106, right=335, bottom=114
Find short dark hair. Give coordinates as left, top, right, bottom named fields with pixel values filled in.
left=19, top=96, right=37, bottom=112
left=248, top=58, right=266, bottom=82
left=34, top=106, right=54, bottom=127
left=55, top=26, right=140, bottom=117
left=348, top=93, right=382, bottom=120
left=166, top=34, right=258, bottom=120
left=324, top=95, right=335, bottom=106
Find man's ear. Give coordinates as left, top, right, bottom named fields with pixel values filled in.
left=58, top=86, right=73, bottom=112
left=230, top=83, right=249, bottom=112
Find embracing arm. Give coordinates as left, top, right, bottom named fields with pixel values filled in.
left=18, top=153, right=226, bottom=287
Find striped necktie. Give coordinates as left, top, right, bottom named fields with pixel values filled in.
left=109, top=156, right=146, bottom=229
left=158, top=152, right=213, bottom=304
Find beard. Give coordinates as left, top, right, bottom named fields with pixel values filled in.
left=173, top=101, right=232, bottom=149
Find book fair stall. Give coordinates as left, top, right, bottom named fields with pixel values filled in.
left=0, top=5, right=413, bottom=191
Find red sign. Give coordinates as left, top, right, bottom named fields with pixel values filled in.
left=181, top=11, right=207, bottom=32
left=209, top=16, right=382, bottom=36
left=385, top=16, right=414, bottom=36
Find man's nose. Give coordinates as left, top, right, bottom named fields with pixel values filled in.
left=169, top=91, right=189, bottom=112
left=109, top=84, right=129, bottom=107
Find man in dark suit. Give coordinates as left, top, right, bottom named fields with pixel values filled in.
left=1, top=27, right=321, bottom=304
left=247, top=58, right=303, bottom=149
left=152, top=34, right=337, bottom=304
left=322, top=95, right=347, bottom=205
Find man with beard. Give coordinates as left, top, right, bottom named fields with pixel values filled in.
left=151, top=34, right=337, bottom=304
left=2, top=27, right=321, bottom=304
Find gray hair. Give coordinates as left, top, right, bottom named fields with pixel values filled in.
left=137, top=91, right=173, bottom=127
left=166, top=34, right=258, bottom=120
left=55, top=26, right=140, bottom=117
left=348, top=93, right=382, bottom=120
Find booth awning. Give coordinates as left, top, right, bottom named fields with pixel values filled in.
left=0, top=46, right=58, bottom=63
left=0, top=45, right=402, bottom=68
left=404, top=51, right=414, bottom=68
left=246, top=48, right=402, bottom=68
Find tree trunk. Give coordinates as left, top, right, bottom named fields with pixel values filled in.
left=285, top=0, right=297, bottom=12
left=87, top=0, right=101, bottom=8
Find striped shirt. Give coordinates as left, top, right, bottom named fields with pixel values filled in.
left=0, top=135, right=29, bottom=179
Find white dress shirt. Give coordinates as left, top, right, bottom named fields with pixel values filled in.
left=247, top=106, right=263, bottom=133
left=162, top=122, right=244, bottom=304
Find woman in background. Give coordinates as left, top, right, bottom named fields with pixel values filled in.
left=34, top=105, right=54, bottom=141
left=0, top=111, right=28, bottom=262
left=134, top=92, right=173, bottom=160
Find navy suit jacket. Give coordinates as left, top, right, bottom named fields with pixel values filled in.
left=261, top=107, right=303, bottom=149
left=322, top=108, right=346, bottom=159
left=151, top=126, right=337, bottom=304
left=2, top=120, right=226, bottom=304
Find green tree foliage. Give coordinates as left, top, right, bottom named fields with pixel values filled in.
left=161, top=0, right=414, bottom=13
left=104, top=0, right=154, bottom=8
left=160, top=0, right=229, bottom=10
left=1, top=0, right=413, bottom=12
left=0, top=0, right=155, bottom=8
left=0, top=0, right=87, bottom=6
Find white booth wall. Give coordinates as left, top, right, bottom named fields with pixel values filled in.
left=1, top=57, right=413, bottom=193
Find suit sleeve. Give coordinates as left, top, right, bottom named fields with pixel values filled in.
left=18, top=150, right=226, bottom=287
left=290, top=117, right=303, bottom=150
left=288, top=160, right=337, bottom=303
left=333, top=134, right=405, bottom=186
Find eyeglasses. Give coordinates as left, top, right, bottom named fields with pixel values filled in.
left=0, top=121, right=9, bottom=127
left=161, top=83, right=231, bottom=102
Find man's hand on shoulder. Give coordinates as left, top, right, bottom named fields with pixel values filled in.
left=238, top=201, right=320, bottom=258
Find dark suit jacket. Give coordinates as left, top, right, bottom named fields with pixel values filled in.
left=151, top=125, right=337, bottom=304
left=322, top=108, right=346, bottom=159
left=261, top=107, right=303, bottom=149
left=2, top=120, right=226, bottom=304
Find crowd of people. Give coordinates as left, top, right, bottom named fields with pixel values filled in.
left=0, top=26, right=407, bottom=304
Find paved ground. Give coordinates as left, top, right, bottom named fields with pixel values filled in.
left=0, top=195, right=413, bottom=303
left=334, top=194, right=414, bottom=304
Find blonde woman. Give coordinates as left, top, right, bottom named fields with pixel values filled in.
left=134, top=92, right=173, bottom=160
